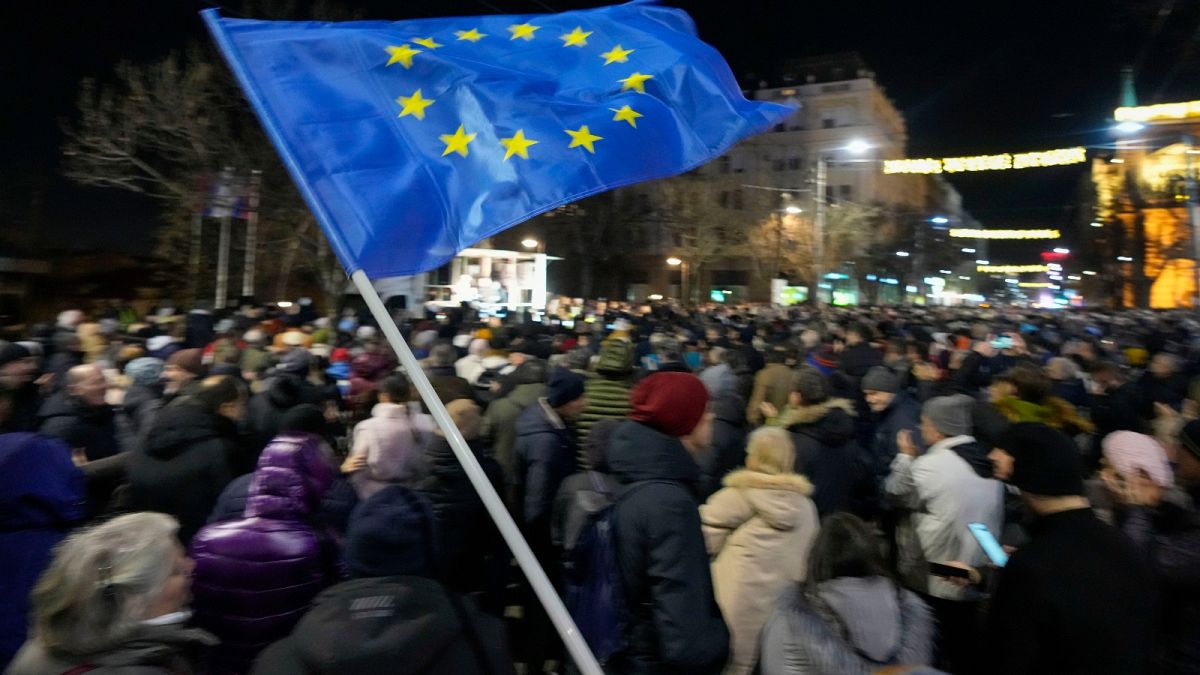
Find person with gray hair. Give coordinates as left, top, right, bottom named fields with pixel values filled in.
left=885, top=394, right=1004, bottom=673
left=7, top=512, right=216, bottom=674
left=424, top=342, right=475, bottom=405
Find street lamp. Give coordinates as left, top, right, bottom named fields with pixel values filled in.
left=522, top=238, right=539, bottom=249
left=785, top=205, right=802, bottom=215
left=666, top=257, right=682, bottom=266
left=930, top=216, right=949, bottom=225
left=666, top=257, right=688, bottom=303
left=1115, top=121, right=1145, bottom=134
left=845, top=138, right=871, bottom=155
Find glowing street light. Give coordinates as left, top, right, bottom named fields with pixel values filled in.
left=1115, top=121, right=1145, bottom=134
left=930, top=216, right=950, bottom=224
left=961, top=248, right=976, bottom=254
left=785, top=205, right=802, bottom=215
left=521, top=238, right=539, bottom=249
left=845, top=138, right=871, bottom=154
left=666, top=257, right=682, bottom=266
left=1090, top=221, right=1103, bottom=228
left=1053, top=247, right=1070, bottom=254
left=896, top=251, right=910, bottom=257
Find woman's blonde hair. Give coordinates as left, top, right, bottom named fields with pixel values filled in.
left=31, top=512, right=180, bottom=656
left=745, top=426, right=796, bottom=475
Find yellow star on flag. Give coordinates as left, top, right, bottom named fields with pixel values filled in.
left=455, top=28, right=486, bottom=42
left=385, top=44, right=422, bottom=69
left=600, top=45, right=634, bottom=65
left=618, top=72, right=653, bottom=94
left=439, top=125, right=477, bottom=157
left=396, top=89, right=435, bottom=120
left=499, top=129, right=539, bottom=161
left=508, top=23, right=540, bottom=41
left=559, top=26, right=592, bottom=47
left=411, top=37, right=443, bottom=49
left=610, top=105, right=643, bottom=128
left=564, top=125, right=603, bottom=154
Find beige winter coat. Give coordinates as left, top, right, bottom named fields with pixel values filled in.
left=700, top=469, right=820, bottom=675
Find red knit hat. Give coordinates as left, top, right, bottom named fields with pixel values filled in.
left=630, top=372, right=709, bottom=437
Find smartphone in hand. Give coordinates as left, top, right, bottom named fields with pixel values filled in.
left=929, top=561, right=972, bottom=580
left=968, top=522, right=1009, bottom=567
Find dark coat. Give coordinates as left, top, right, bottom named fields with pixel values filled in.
left=839, top=342, right=883, bottom=381
left=185, top=310, right=216, bottom=349
left=1138, top=371, right=1190, bottom=414
left=128, top=402, right=240, bottom=545
left=190, top=434, right=337, bottom=674
left=250, top=576, right=513, bottom=675
left=787, top=399, right=870, bottom=517
left=867, top=391, right=921, bottom=488
left=1122, top=485, right=1200, bottom=674
left=245, top=375, right=307, bottom=457
left=427, top=366, right=476, bottom=406
left=6, top=622, right=216, bottom=675
left=38, top=391, right=122, bottom=461
left=416, top=436, right=507, bottom=603
left=987, top=508, right=1158, bottom=675
left=1092, top=381, right=1147, bottom=439
left=0, top=382, right=42, bottom=433
left=513, top=400, right=579, bottom=559
left=698, top=392, right=748, bottom=501
left=606, top=420, right=730, bottom=675
left=0, top=434, right=86, bottom=670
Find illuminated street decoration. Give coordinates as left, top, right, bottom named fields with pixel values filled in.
left=1114, top=100, right=1200, bottom=123
left=949, top=229, right=1061, bottom=239
left=977, top=264, right=1051, bottom=274
left=883, top=147, right=1086, bottom=174
left=1019, top=282, right=1054, bottom=288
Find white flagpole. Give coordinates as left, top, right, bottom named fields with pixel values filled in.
left=349, top=270, right=603, bottom=675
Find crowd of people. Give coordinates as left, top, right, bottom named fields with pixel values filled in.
left=3, top=298, right=1200, bottom=674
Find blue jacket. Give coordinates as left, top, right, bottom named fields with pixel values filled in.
left=0, top=433, right=86, bottom=670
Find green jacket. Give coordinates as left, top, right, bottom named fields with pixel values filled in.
left=577, top=376, right=634, bottom=467
left=482, top=382, right=546, bottom=485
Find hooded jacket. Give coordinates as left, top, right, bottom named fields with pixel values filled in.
left=698, top=391, right=749, bottom=501
left=0, top=434, right=86, bottom=670
left=758, top=577, right=935, bottom=675
left=606, top=419, right=730, bottom=675
left=190, top=434, right=337, bottom=675
left=250, top=576, right=513, bottom=675
left=128, top=402, right=240, bottom=544
left=786, top=399, right=869, bottom=517
left=701, top=469, right=820, bottom=675
left=747, top=363, right=794, bottom=426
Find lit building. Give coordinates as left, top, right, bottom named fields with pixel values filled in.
left=1092, top=96, right=1200, bottom=308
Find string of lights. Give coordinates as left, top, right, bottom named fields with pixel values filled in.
left=883, top=147, right=1087, bottom=175
left=976, top=264, right=1051, bottom=274
left=949, top=229, right=1062, bottom=239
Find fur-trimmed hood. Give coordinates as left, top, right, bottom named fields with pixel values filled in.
left=720, top=469, right=815, bottom=531
left=722, top=468, right=814, bottom=495
left=776, top=398, right=856, bottom=428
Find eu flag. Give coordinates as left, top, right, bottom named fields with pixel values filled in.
left=204, top=2, right=794, bottom=278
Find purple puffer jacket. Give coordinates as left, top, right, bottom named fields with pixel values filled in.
left=190, top=433, right=336, bottom=674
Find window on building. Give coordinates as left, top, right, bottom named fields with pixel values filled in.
left=717, top=155, right=731, bottom=174
left=787, top=156, right=802, bottom=171
left=773, top=158, right=786, bottom=172
left=718, top=191, right=730, bottom=209
left=825, top=186, right=836, bottom=204
left=822, top=118, right=837, bottom=129
left=839, top=185, right=853, bottom=201
left=732, top=190, right=745, bottom=210
left=773, top=123, right=786, bottom=133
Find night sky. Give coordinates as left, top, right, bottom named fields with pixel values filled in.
left=3, top=0, right=1198, bottom=259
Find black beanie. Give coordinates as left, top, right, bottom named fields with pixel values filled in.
left=998, top=422, right=1085, bottom=496
left=345, top=486, right=437, bottom=578
left=279, top=404, right=326, bottom=435
left=546, top=368, right=586, bottom=408
left=0, top=342, right=31, bottom=369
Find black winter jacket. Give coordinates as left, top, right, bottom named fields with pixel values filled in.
left=607, top=420, right=730, bottom=675
left=128, top=403, right=240, bottom=544
left=787, top=399, right=870, bottom=517
left=417, top=436, right=507, bottom=604
left=987, top=507, right=1157, bottom=675
left=251, top=576, right=513, bottom=675
left=38, top=392, right=122, bottom=461
left=513, top=400, right=578, bottom=558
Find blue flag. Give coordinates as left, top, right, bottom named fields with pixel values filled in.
left=204, top=2, right=794, bottom=278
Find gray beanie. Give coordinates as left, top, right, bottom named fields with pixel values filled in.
left=922, top=394, right=974, bottom=437
left=861, top=366, right=901, bottom=394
